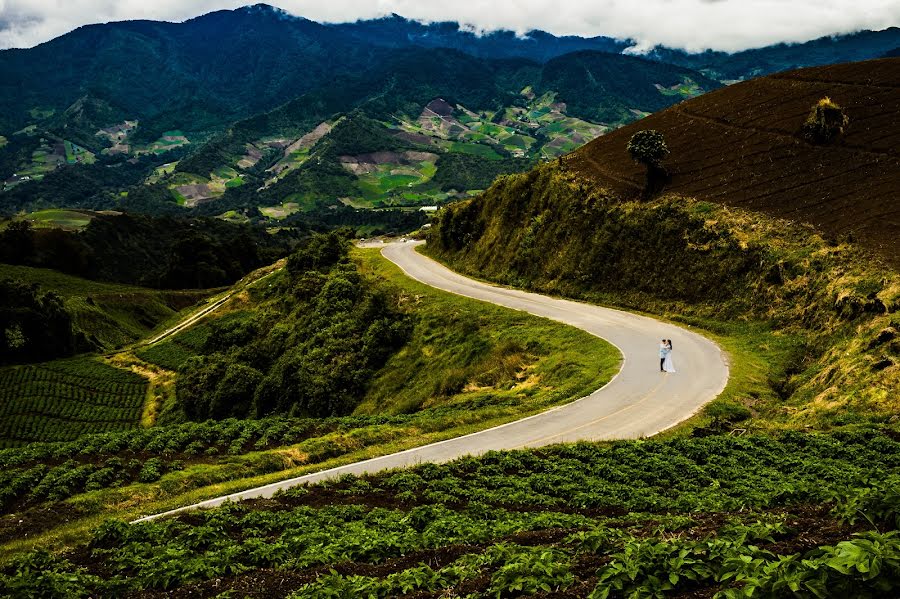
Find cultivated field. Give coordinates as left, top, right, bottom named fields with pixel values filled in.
left=570, top=57, right=900, bottom=265
left=4, top=430, right=899, bottom=596
left=0, top=358, right=147, bottom=446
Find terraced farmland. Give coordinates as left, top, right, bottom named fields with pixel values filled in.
left=0, top=358, right=147, bottom=446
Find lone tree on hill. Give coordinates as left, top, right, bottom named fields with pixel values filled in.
left=801, top=97, right=849, bottom=143
left=627, top=129, right=670, bottom=196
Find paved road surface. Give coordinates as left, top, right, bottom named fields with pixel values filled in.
left=134, top=241, right=728, bottom=522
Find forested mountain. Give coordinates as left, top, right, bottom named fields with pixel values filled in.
left=0, top=44, right=718, bottom=220
left=647, top=27, right=900, bottom=80
left=333, top=15, right=900, bottom=81
left=0, top=5, right=390, bottom=139
left=2, top=5, right=897, bottom=141
left=1, top=4, right=896, bottom=226
left=326, top=14, right=630, bottom=61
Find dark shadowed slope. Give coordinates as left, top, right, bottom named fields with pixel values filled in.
left=569, top=57, right=900, bottom=266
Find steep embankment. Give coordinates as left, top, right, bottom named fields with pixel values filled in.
left=427, top=162, right=900, bottom=428
left=568, top=57, right=900, bottom=266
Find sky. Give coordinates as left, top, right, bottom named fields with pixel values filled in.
left=1, top=0, right=899, bottom=52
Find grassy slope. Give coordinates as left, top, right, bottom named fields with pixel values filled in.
left=426, top=164, right=900, bottom=431
left=0, top=247, right=619, bottom=559
left=0, top=266, right=216, bottom=447
left=0, top=263, right=212, bottom=351
left=354, top=248, right=618, bottom=416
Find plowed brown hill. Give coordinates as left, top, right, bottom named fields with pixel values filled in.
left=569, top=57, right=900, bottom=266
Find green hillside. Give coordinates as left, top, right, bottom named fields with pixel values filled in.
left=0, top=235, right=617, bottom=556
left=0, top=263, right=210, bottom=354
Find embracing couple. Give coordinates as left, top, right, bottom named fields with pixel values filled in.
left=659, top=339, right=675, bottom=373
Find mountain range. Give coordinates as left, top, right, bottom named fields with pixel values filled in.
left=1, top=4, right=898, bottom=224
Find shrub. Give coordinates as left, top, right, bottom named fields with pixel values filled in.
left=801, top=97, right=849, bottom=143
left=626, top=130, right=669, bottom=168
left=626, top=130, right=670, bottom=195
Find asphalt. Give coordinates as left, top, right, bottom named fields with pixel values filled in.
left=134, top=240, right=728, bottom=522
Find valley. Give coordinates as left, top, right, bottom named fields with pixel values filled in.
left=2, top=4, right=900, bottom=598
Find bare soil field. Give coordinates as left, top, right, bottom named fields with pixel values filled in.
left=569, top=57, right=900, bottom=265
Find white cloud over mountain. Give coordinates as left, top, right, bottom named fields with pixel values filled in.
left=0, top=0, right=898, bottom=51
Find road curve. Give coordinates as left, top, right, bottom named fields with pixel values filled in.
left=134, top=241, right=728, bottom=522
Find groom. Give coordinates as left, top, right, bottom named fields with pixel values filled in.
left=659, top=339, right=668, bottom=372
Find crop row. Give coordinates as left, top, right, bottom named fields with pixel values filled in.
left=0, top=414, right=411, bottom=469
left=3, top=430, right=900, bottom=597
left=0, top=395, right=142, bottom=421
left=0, top=457, right=182, bottom=508
left=0, top=414, right=416, bottom=509
left=3, top=483, right=899, bottom=598
left=0, top=358, right=147, bottom=445
left=0, top=414, right=139, bottom=446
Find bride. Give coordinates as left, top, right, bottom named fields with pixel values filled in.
left=663, top=339, right=676, bottom=373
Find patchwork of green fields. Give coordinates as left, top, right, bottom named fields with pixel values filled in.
left=447, top=141, right=503, bottom=159
left=356, top=160, right=437, bottom=202
left=63, top=140, right=95, bottom=165
left=12, top=138, right=72, bottom=181
left=135, top=130, right=190, bottom=156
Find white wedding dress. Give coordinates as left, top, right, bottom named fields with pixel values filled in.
left=663, top=350, right=676, bottom=373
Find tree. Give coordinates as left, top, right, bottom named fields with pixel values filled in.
left=626, top=130, right=670, bottom=196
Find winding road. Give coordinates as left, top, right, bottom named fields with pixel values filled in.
left=134, top=241, right=728, bottom=522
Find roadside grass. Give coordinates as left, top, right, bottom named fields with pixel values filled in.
left=354, top=247, right=620, bottom=416
left=0, top=248, right=620, bottom=560
left=419, top=243, right=804, bottom=438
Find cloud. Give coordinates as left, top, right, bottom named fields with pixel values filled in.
left=1, top=0, right=898, bottom=52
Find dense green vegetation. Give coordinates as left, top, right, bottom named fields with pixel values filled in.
left=174, top=233, right=411, bottom=420
left=428, top=163, right=900, bottom=428
left=432, top=152, right=535, bottom=192
left=1, top=12, right=721, bottom=221
left=0, top=278, right=81, bottom=364
left=3, top=429, right=900, bottom=597
left=0, top=212, right=295, bottom=289
left=537, top=52, right=719, bottom=123
left=0, top=262, right=210, bottom=358
left=0, top=147, right=192, bottom=215
left=0, top=358, right=147, bottom=446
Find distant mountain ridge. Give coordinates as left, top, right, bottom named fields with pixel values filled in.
left=1, top=4, right=898, bottom=224
left=1, top=4, right=898, bottom=138
left=326, top=13, right=631, bottom=62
